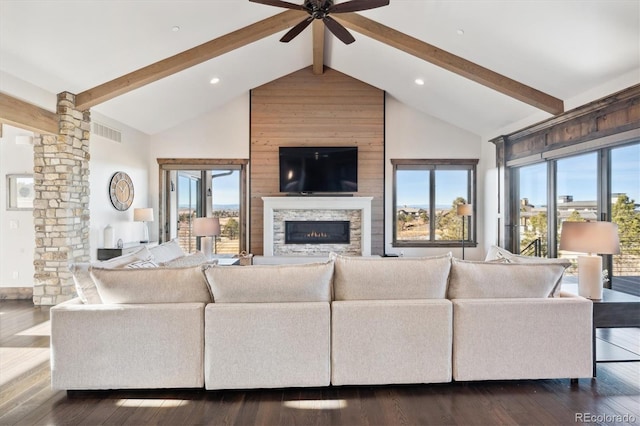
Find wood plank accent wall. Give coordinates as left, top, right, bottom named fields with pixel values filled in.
left=250, top=66, right=385, bottom=255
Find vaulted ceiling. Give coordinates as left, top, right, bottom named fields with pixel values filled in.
left=1, top=0, right=638, bottom=138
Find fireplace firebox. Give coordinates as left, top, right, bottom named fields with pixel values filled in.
left=285, top=221, right=350, bottom=244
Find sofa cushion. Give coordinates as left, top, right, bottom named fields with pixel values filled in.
left=204, top=261, right=334, bottom=303
left=149, top=239, right=185, bottom=263
left=90, top=265, right=212, bottom=304
left=448, top=259, right=565, bottom=299
left=332, top=253, right=452, bottom=301
left=69, top=263, right=102, bottom=304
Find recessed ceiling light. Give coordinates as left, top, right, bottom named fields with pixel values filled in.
left=456, top=29, right=465, bottom=36
left=414, top=78, right=425, bottom=86
left=210, top=77, right=220, bottom=85
left=172, top=26, right=181, bottom=32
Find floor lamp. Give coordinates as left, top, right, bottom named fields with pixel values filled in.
left=559, top=221, right=620, bottom=299
left=193, top=217, right=221, bottom=259
left=456, top=204, right=472, bottom=260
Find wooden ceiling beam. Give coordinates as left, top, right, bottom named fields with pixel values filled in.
left=75, top=10, right=307, bottom=111
left=312, top=20, right=325, bottom=75
left=0, top=93, right=58, bottom=135
left=335, top=13, right=564, bottom=115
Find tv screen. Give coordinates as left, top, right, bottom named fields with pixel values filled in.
left=279, top=147, right=358, bottom=193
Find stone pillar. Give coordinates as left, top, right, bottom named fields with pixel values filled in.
left=33, top=92, right=90, bottom=305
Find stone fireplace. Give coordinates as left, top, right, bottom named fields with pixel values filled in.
left=262, top=197, right=372, bottom=256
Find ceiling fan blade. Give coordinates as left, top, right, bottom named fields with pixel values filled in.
left=322, top=16, right=355, bottom=44
left=249, top=0, right=307, bottom=11
left=329, top=0, right=390, bottom=14
left=280, top=17, right=314, bottom=42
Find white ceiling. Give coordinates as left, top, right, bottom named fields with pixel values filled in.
left=1, top=0, right=638, bottom=138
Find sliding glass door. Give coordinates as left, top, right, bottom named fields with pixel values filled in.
left=159, top=160, right=247, bottom=255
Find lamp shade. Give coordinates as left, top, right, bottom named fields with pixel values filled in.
left=193, top=217, right=220, bottom=237
left=456, top=204, right=473, bottom=216
left=559, top=221, right=620, bottom=255
left=133, top=208, right=154, bottom=222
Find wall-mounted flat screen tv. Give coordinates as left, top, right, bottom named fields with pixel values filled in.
left=279, top=146, right=358, bottom=193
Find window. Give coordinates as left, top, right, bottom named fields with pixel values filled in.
left=391, top=159, right=478, bottom=247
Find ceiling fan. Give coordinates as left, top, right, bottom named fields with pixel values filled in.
left=250, top=0, right=390, bottom=44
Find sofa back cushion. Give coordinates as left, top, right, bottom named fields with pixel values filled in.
left=448, top=259, right=565, bottom=299
left=204, top=262, right=333, bottom=303
left=332, top=253, right=451, bottom=301
left=90, top=265, right=212, bottom=304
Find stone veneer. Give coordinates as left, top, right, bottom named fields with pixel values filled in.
left=273, top=209, right=362, bottom=256
left=32, top=92, right=90, bottom=305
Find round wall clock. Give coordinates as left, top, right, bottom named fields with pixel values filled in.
left=109, top=171, right=134, bottom=211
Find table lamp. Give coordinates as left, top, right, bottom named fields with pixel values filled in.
left=193, top=217, right=221, bottom=259
left=559, top=221, right=620, bottom=299
left=456, top=203, right=473, bottom=260
left=133, top=208, right=154, bottom=243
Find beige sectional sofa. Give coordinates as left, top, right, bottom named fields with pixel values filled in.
left=50, top=245, right=593, bottom=391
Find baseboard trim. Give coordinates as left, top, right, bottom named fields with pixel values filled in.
left=0, top=287, right=33, bottom=300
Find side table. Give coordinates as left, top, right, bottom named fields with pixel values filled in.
left=591, top=288, right=640, bottom=376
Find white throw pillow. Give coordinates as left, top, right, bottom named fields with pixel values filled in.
left=160, top=251, right=208, bottom=268
left=99, top=246, right=153, bottom=268
left=485, top=245, right=570, bottom=267
left=448, top=259, right=565, bottom=299
left=204, top=261, right=334, bottom=303
left=332, top=252, right=452, bottom=301
left=69, top=263, right=102, bottom=304
left=149, top=239, right=186, bottom=263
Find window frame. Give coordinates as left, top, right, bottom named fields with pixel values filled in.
left=157, top=158, right=248, bottom=253
left=391, top=158, right=478, bottom=248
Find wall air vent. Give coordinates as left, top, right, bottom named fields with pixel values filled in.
left=92, top=122, right=122, bottom=143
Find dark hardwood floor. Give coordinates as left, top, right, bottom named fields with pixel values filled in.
left=1, top=300, right=638, bottom=426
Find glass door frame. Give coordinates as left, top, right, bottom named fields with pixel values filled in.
left=157, top=159, right=248, bottom=253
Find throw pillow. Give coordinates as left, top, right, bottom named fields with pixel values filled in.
left=204, top=261, right=334, bottom=303
left=331, top=252, right=452, bottom=301
left=485, top=245, right=570, bottom=267
left=69, top=263, right=102, bottom=304
left=448, top=259, right=565, bottom=299
left=99, top=246, right=153, bottom=268
left=160, top=251, right=208, bottom=268
left=90, top=265, right=212, bottom=304
left=149, top=239, right=185, bottom=263
left=125, top=259, right=159, bottom=268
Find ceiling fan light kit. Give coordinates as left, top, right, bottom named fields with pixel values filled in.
left=250, top=0, right=390, bottom=44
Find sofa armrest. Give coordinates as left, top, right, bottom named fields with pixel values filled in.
left=51, top=302, right=206, bottom=390
left=452, top=297, right=592, bottom=381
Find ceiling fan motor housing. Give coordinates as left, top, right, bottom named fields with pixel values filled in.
left=305, top=0, right=333, bottom=19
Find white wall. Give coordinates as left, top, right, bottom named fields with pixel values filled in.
left=384, top=95, right=487, bottom=260
left=149, top=93, right=250, bottom=243
left=0, top=125, right=35, bottom=288
left=89, top=112, right=152, bottom=260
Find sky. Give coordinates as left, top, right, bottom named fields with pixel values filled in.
left=178, top=170, right=240, bottom=208
left=396, top=170, right=468, bottom=208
